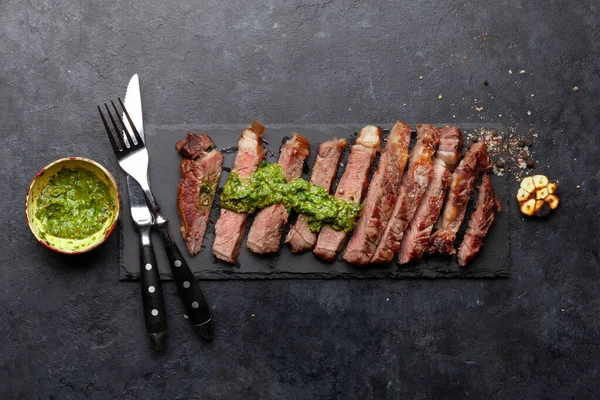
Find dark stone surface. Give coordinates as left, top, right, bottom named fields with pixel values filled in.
left=1, top=0, right=598, bottom=398
left=120, top=123, right=509, bottom=281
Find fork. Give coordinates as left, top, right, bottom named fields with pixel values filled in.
left=98, top=98, right=214, bottom=340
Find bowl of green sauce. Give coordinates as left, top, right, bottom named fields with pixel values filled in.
left=25, top=157, right=120, bottom=254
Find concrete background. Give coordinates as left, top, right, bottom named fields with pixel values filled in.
left=1, top=0, right=598, bottom=398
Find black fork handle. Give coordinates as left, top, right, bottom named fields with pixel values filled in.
left=157, top=225, right=214, bottom=340
left=139, top=230, right=168, bottom=350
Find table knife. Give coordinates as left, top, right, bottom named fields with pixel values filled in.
left=127, top=175, right=168, bottom=350
left=123, top=74, right=214, bottom=340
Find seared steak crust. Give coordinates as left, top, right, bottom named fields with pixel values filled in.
left=435, top=126, right=463, bottom=171
left=177, top=150, right=224, bottom=255
left=213, top=121, right=266, bottom=263
left=343, top=121, right=411, bottom=264
left=370, top=124, right=440, bottom=263
left=429, top=141, right=490, bottom=255
left=286, top=138, right=347, bottom=253
left=457, top=174, right=500, bottom=266
left=175, top=132, right=214, bottom=159
left=246, top=133, right=311, bottom=254
left=313, top=126, right=381, bottom=262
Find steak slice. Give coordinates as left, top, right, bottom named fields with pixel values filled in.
left=313, top=125, right=381, bottom=262
left=212, top=121, right=266, bottom=263
left=246, top=133, right=311, bottom=254
left=435, top=126, right=464, bottom=170
left=398, top=126, right=463, bottom=264
left=428, top=141, right=490, bottom=255
left=285, top=138, right=347, bottom=253
left=175, top=132, right=214, bottom=159
left=342, top=121, right=411, bottom=264
left=457, top=174, right=501, bottom=266
left=370, top=124, right=440, bottom=263
left=177, top=149, right=224, bottom=255
left=398, top=158, right=452, bottom=264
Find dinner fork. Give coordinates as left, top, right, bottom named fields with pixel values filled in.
left=98, top=98, right=214, bottom=340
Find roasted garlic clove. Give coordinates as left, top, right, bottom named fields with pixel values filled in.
left=547, top=182, right=557, bottom=194
left=520, top=198, right=536, bottom=216
left=517, top=188, right=530, bottom=202
left=520, top=176, right=536, bottom=193
left=536, top=187, right=549, bottom=200
left=545, top=194, right=560, bottom=210
left=533, top=175, right=549, bottom=189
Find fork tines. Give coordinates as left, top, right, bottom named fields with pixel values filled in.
left=98, top=97, right=144, bottom=153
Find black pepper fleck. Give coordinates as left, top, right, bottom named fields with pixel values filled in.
left=517, top=140, right=525, bottom=148
left=524, top=139, right=533, bottom=147
left=495, top=160, right=505, bottom=169
left=526, top=158, right=535, bottom=168
left=472, top=137, right=479, bottom=143
left=484, top=80, right=489, bottom=86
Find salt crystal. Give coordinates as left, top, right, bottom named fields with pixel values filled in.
left=527, top=111, right=532, bottom=116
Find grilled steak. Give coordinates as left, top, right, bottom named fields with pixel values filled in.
left=370, top=124, right=440, bottom=263
left=398, top=126, right=463, bottom=264
left=213, top=121, right=266, bottom=263
left=246, top=133, right=311, bottom=254
left=435, top=126, right=464, bottom=170
left=397, top=158, right=452, bottom=263
left=343, top=121, right=411, bottom=264
left=177, top=149, right=223, bottom=256
left=175, top=132, right=214, bottom=159
left=457, top=174, right=501, bottom=266
left=286, top=138, right=347, bottom=253
left=313, top=126, right=381, bottom=262
left=429, top=141, right=490, bottom=255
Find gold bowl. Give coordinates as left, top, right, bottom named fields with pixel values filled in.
left=25, top=157, right=120, bottom=254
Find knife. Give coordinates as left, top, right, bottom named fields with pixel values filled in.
left=123, top=74, right=214, bottom=340
left=127, top=175, right=168, bottom=350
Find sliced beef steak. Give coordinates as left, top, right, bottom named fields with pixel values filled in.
left=429, top=141, right=490, bottom=255
left=246, top=133, right=311, bottom=254
left=370, top=124, right=440, bottom=263
left=343, top=121, right=411, bottom=264
left=398, top=126, right=463, bottom=264
left=398, top=158, right=452, bottom=263
left=213, top=121, right=266, bottom=263
left=175, top=132, right=214, bottom=159
left=435, top=126, right=464, bottom=170
left=313, top=126, right=381, bottom=262
left=286, top=138, right=347, bottom=253
left=457, top=174, right=501, bottom=266
left=177, top=149, right=224, bottom=256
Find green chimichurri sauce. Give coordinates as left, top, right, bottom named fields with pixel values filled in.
left=36, top=168, right=116, bottom=239
left=220, top=163, right=362, bottom=232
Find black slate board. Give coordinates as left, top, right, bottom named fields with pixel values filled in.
left=119, top=123, right=510, bottom=280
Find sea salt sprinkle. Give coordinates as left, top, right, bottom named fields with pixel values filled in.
left=466, top=127, right=536, bottom=180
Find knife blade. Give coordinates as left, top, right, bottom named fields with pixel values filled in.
left=127, top=176, right=168, bottom=350
left=122, top=74, right=214, bottom=340
left=123, top=74, right=144, bottom=144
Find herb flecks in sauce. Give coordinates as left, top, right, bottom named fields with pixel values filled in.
left=36, top=168, right=116, bottom=239
left=220, top=163, right=361, bottom=232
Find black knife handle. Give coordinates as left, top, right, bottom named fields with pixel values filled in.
left=158, top=226, right=213, bottom=340
left=140, top=240, right=168, bottom=350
